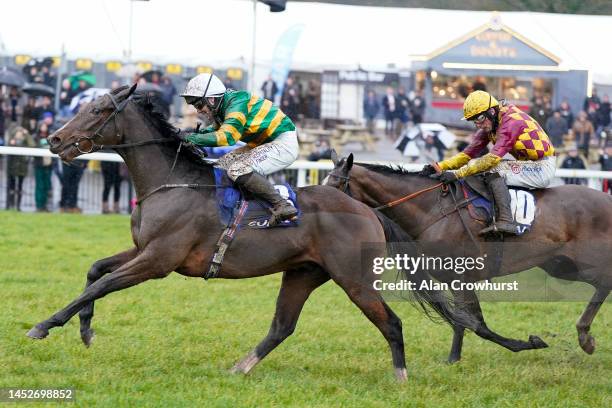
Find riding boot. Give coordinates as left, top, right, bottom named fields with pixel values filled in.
left=235, top=173, right=298, bottom=226
left=102, top=201, right=110, bottom=214
left=479, top=173, right=518, bottom=236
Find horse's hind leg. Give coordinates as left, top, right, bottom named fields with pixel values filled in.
left=577, top=287, right=609, bottom=354
left=231, top=266, right=329, bottom=374
left=79, top=248, right=138, bottom=347
left=449, top=289, right=548, bottom=362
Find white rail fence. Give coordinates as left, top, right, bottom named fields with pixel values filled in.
left=1, top=146, right=611, bottom=214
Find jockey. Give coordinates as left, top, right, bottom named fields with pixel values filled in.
left=420, top=90, right=556, bottom=235
left=180, top=73, right=299, bottom=226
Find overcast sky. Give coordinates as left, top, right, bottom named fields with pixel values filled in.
left=1, top=0, right=611, bottom=81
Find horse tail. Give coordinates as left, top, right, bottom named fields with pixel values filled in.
left=373, top=209, right=478, bottom=331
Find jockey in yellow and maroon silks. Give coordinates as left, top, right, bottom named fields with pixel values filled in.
left=420, top=90, right=556, bottom=235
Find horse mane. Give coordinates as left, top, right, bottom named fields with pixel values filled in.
left=356, top=162, right=424, bottom=178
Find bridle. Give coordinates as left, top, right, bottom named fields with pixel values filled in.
left=72, top=93, right=175, bottom=154
left=328, top=172, right=352, bottom=196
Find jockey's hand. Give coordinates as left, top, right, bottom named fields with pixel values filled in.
left=419, top=164, right=437, bottom=177
left=431, top=171, right=457, bottom=184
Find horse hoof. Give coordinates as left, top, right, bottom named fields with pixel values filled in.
left=395, top=368, right=408, bottom=382
left=579, top=333, right=596, bottom=355
left=26, top=325, right=49, bottom=340
left=229, top=351, right=260, bottom=375
left=81, top=329, right=95, bottom=347
left=528, top=335, right=549, bottom=349
left=447, top=356, right=461, bottom=364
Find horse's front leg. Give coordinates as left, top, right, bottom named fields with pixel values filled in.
left=27, top=247, right=177, bottom=340
left=79, top=248, right=139, bottom=347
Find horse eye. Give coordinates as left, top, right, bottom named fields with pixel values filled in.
left=93, top=108, right=101, bottom=115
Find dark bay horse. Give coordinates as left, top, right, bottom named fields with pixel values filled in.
left=326, top=152, right=611, bottom=363
left=26, top=85, right=476, bottom=380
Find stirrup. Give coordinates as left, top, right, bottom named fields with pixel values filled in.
left=268, top=205, right=298, bottom=226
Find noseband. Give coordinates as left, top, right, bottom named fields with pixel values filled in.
left=72, top=93, right=174, bottom=154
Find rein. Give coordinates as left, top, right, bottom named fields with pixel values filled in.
left=374, top=182, right=446, bottom=210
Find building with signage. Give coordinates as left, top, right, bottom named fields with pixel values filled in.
left=410, top=13, right=588, bottom=127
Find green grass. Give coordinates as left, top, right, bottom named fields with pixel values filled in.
left=0, top=212, right=610, bottom=407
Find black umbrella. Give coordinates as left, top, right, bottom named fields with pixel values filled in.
left=0, top=67, right=26, bottom=88
left=136, top=82, right=163, bottom=94
left=141, top=70, right=164, bottom=83
left=23, top=82, right=56, bottom=97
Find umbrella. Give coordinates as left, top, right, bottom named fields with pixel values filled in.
left=69, top=87, right=109, bottom=113
left=394, top=123, right=457, bottom=157
left=136, top=82, right=163, bottom=94
left=141, top=69, right=163, bottom=83
left=23, top=82, right=56, bottom=97
left=68, top=71, right=96, bottom=90
left=0, top=67, right=26, bottom=88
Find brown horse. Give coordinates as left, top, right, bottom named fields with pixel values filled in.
left=326, top=152, right=611, bottom=363
left=25, top=85, right=476, bottom=380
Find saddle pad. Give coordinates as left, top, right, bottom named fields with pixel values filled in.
left=460, top=181, right=536, bottom=235
left=213, top=168, right=300, bottom=229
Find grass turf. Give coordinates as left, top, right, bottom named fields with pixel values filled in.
left=0, top=212, right=610, bottom=407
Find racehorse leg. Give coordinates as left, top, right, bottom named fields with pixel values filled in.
left=335, top=280, right=407, bottom=381
left=448, top=289, right=548, bottom=362
left=27, top=250, right=173, bottom=340
left=78, top=248, right=138, bottom=347
left=231, top=266, right=330, bottom=375
left=576, top=287, right=609, bottom=354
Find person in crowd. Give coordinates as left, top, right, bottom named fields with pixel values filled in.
left=101, top=157, right=122, bottom=214
left=545, top=110, right=569, bottom=148
left=307, top=139, right=332, bottom=162
left=596, top=94, right=611, bottom=142
left=381, top=87, right=396, bottom=137
left=38, top=96, right=56, bottom=120
left=6, top=126, right=35, bottom=211
left=305, top=79, right=320, bottom=120
left=529, top=96, right=551, bottom=128
left=410, top=89, right=425, bottom=125
left=416, top=133, right=440, bottom=164
left=261, top=75, right=278, bottom=102
left=583, top=88, right=601, bottom=113
left=58, top=79, right=73, bottom=117
left=159, top=76, right=177, bottom=117
left=8, top=87, right=21, bottom=123
left=363, top=90, right=380, bottom=134
left=396, top=86, right=410, bottom=136
left=21, top=96, right=41, bottom=128
left=33, top=120, right=54, bottom=212
left=180, top=73, right=299, bottom=225
left=599, top=143, right=612, bottom=193
left=60, top=160, right=86, bottom=213
left=0, top=96, right=5, bottom=145
left=571, top=111, right=595, bottom=157
left=280, top=76, right=300, bottom=122
left=560, top=144, right=586, bottom=185
left=558, top=99, right=574, bottom=129
left=420, top=90, right=556, bottom=236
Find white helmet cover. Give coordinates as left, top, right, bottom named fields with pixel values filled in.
left=180, top=73, right=226, bottom=98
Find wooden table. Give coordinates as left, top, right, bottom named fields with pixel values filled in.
left=298, top=128, right=335, bottom=157
left=333, top=124, right=378, bottom=152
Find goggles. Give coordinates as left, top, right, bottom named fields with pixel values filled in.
left=184, top=96, right=206, bottom=110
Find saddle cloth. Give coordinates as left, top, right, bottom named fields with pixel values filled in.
left=213, top=168, right=300, bottom=229
left=460, top=178, right=536, bottom=235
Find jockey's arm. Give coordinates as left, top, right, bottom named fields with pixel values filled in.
left=446, top=130, right=516, bottom=178
left=185, top=96, right=249, bottom=147
left=437, top=129, right=490, bottom=174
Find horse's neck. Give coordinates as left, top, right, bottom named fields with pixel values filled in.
left=118, top=110, right=214, bottom=199
left=355, top=168, right=435, bottom=235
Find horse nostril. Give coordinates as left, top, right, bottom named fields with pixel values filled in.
left=48, top=136, right=61, bottom=147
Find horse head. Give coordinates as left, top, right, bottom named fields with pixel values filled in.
left=325, top=149, right=354, bottom=194
left=48, top=84, right=138, bottom=161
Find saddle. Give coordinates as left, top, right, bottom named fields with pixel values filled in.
left=455, top=175, right=537, bottom=235
left=213, top=168, right=300, bottom=229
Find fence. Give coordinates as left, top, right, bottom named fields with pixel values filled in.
left=1, top=146, right=611, bottom=214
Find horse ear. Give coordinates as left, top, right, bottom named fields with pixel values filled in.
left=330, top=149, right=338, bottom=165
left=127, top=83, right=138, bottom=98
left=346, top=153, right=354, bottom=171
